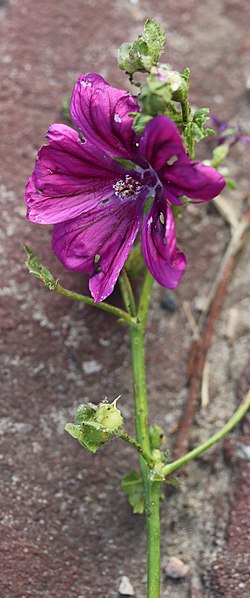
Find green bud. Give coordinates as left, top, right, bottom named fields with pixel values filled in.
left=149, top=424, right=165, bottom=449
left=94, top=402, right=123, bottom=431
left=117, top=19, right=166, bottom=75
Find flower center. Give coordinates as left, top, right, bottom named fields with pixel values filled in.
left=113, top=175, right=142, bottom=201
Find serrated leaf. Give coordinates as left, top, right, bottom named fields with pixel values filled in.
left=143, top=19, right=166, bottom=63
left=75, top=403, right=97, bottom=425
left=121, top=470, right=145, bottom=514
left=24, top=245, right=58, bottom=290
left=132, top=112, right=153, bottom=135
left=117, top=19, right=165, bottom=75
left=65, top=421, right=109, bottom=453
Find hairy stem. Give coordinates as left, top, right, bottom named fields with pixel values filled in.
left=119, top=431, right=154, bottom=468
left=55, top=283, right=134, bottom=324
left=129, top=270, right=161, bottom=598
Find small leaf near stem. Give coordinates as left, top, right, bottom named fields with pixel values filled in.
left=162, top=390, right=250, bottom=477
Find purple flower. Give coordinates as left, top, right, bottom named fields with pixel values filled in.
left=211, top=114, right=250, bottom=146
left=25, top=73, right=225, bottom=302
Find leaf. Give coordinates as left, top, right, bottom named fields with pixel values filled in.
left=65, top=422, right=108, bottom=454
left=143, top=19, right=166, bottom=63
left=121, top=470, right=145, bottom=514
left=132, top=112, right=153, bottom=135
left=24, top=246, right=58, bottom=290
left=117, top=19, right=166, bottom=75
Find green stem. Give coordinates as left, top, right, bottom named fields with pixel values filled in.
left=138, top=269, right=154, bottom=328
left=162, top=390, right=250, bottom=477
left=146, top=481, right=161, bottom=598
left=119, top=431, right=154, bottom=468
left=129, top=270, right=161, bottom=598
left=54, top=283, right=134, bottom=325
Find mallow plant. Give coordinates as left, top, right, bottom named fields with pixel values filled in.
left=24, top=20, right=249, bottom=598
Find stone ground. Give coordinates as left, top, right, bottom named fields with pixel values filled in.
left=0, top=0, right=250, bottom=596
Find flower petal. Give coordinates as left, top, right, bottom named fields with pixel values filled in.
left=140, top=115, right=225, bottom=202
left=52, top=199, right=143, bottom=302
left=25, top=124, right=121, bottom=224
left=142, top=199, right=187, bottom=289
left=70, top=73, right=139, bottom=156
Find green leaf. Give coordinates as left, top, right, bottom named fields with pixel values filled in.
left=24, top=245, right=58, bottom=290
left=132, top=112, right=153, bottom=135
left=143, top=19, right=166, bottom=63
left=65, top=422, right=109, bottom=453
left=121, top=470, right=145, bottom=514
left=117, top=19, right=166, bottom=75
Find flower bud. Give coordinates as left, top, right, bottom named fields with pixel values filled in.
left=94, top=403, right=124, bottom=431
left=150, top=64, right=189, bottom=102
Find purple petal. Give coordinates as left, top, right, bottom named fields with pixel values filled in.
left=25, top=124, right=121, bottom=224
left=70, top=73, right=139, bottom=157
left=140, top=115, right=225, bottom=202
left=52, top=199, right=143, bottom=302
left=142, top=199, right=187, bottom=289
left=140, top=115, right=186, bottom=170
left=161, top=160, right=225, bottom=202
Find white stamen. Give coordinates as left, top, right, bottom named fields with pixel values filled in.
left=113, top=175, right=141, bottom=201
left=159, top=212, right=165, bottom=225
left=114, top=113, right=122, bottom=123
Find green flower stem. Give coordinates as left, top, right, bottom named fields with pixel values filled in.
left=181, top=98, right=190, bottom=125
left=137, top=269, right=154, bottom=328
left=162, top=390, right=250, bottom=478
left=119, top=431, right=154, bottom=468
left=129, top=269, right=161, bottom=598
left=146, top=480, right=161, bottom=598
left=119, top=269, right=137, bottom=317
left=54, top=283, right=134, bottom=325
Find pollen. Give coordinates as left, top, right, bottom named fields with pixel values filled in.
left=113, top=175, right=141, bottom=200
